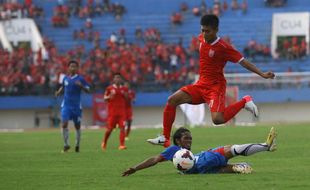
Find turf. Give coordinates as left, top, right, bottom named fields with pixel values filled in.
left=0, top=124, right=309, bottom=190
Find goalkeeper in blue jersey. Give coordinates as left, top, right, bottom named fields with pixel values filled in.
left=55, top=60, right=90, bottom=153
left=122, top=127, right=276, bottom=176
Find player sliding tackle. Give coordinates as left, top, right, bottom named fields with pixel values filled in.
left=122, top=127, right=277, bottom=176
left=147, top=14, right=275, bottom=147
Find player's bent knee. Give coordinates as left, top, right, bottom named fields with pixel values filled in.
left=167, top=95, right=177, bottom=106
left=212, top=118, right=225, bottom=125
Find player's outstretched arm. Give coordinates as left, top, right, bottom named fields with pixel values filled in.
left=122, top=155, right=165, bottom=177
left=239, top=59, right=275, bottom=79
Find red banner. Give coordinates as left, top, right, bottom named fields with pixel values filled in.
left=92, top=94, right=108, bottom=126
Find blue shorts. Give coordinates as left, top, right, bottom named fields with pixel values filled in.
left=186, top=146, right=228, bottom=174
left=61, top=107, right=82, bottom=125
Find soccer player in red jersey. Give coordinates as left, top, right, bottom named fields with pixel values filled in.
left=101, top=73, right=128, bottom=150
left=147, top=14, right=275, bottom=147
left=124, top=81, right=136, bottom=140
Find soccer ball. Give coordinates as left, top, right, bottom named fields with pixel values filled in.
left=173, top=149, right=195, bottom=171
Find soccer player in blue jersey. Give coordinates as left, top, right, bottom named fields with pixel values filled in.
left=55, top=60, right=90, bottom=153
left=122, top=127, right=276, bottom=176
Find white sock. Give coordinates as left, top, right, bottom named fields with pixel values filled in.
left=231, top=143, right=269, bottom=156
left=62, top=128, right=69, bottom=147
left=75, top=129, right=81, bottom=147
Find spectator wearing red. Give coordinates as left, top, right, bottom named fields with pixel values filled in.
left=241, top=0, right=248, bottom=14
left=192, top=7, right=200, bottom=16
left=180, top=2, right=189, bottom=12
left=85, top=17, right=93, bottom=29
left=171, top=12, right=183, bottom=25
left=222, top=0, right=228, bottom=11
left=231, top=0, right=239, bottom=10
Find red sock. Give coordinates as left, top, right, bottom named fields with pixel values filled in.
left=224, top=99, right=246, bottom=122
left=103, top=128, right=112, bottom=146
left=119, top=128, right=125, bottom=146
left=163, top=104, right=176, bottom=140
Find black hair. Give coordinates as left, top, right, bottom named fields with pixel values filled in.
left=173, top=127, right=191, bottom=145
left=200, top=14, right=219, bottom=28
left=68, top=60, right=79, bottom=66
left=113, top=72, right=122, bottom=77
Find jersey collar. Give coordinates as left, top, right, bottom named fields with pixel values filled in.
left=113, top=84, right=122, bottom=88
left=69, top=74, right=78, bottom=79
left=210, top=37, right=220, bottom=46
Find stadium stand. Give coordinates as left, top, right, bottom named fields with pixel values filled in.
left=0, top=0, right=310, bottom=96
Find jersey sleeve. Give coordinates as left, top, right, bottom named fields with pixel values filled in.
left=160, top=145, right=181, bottom=161
left=61, top=76, right=66, bottom=86
left=223, top=44, right=244, bottom=63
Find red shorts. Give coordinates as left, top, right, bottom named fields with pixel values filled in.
left=126, top=107, right=133, bottom=121
left=107, top=115, right=125, bottom=129
left=181, top=83, right=226, bottom=112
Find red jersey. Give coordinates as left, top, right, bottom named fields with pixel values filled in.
left=125, top=89, right=136, bottom=108
left=196, top=35, right=243, bottom=86
left=104, top=84, right=128, bottom=116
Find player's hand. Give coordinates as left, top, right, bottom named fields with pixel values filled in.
left=122, top=168, right=136, bottom=177
left=110, top=90, right=116, bottom=98
left=75, top=81, right=83, bottom=88
left=55, top=91, right=60, bottom=97
left=261, top=71, right=275, bottom=79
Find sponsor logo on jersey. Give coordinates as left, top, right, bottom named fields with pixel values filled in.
left=209, top=49, right=215, bottom=57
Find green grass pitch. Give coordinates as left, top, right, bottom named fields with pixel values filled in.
left=0, top=124, right=309, bottom=190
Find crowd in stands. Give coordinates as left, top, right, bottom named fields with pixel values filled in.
left=264, top=0, right=287, bottom=7
left=73, top=28, right=101, bottom=44
left=276, top=36, right=307, bottom=60
left=51, top=0, right=126, bottom=26
left=0, top=1, right=44, bottom=20
left=1, top=0, right=309, bottom=96
left=1, top=24, right=308, bottom=96
left=0, top=27, right=200, bottom=96
left=243, top=39, right=271, bottom=62
left=177, top=0, right=248, bottom=20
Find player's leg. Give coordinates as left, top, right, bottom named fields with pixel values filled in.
left=101, top=116, right=116, bottom=150
left=212, top=128, right=276, bottom=173
left=73, top=110, right=82, bottom=153
left=224, top=127, right=277, bottom=159
left=125, top=119, right=132, bottom=139
left=125, top=108, right=132, bottom=139
left=208, top=85, right=258, bottom=124
left=61, top=107, right=70, bottom=152
left=243, top=95, right=259, bottom=117
left=210, top=146, right=253, bottom=174
left=206, top=84, right=244, bottom=124
left=61, top=121, right=70, bottom=152
left=147, top=87, right=196, bottom=147
left=118, top=115, right=127, bottom=150
left=210, top=98, right=247, bottom=125
left=217, top=96, right=259, bottom=123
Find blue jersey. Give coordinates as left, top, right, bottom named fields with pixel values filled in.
left=160, top=145, right=228, bottom=174
left=61, top=74, right=90, bottom=109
